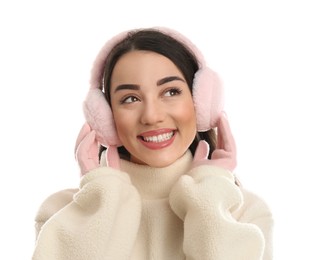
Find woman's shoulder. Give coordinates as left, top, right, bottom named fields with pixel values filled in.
left=233, top=187, right=273, bottom=222
left=35, top=188, right=78, bottom=225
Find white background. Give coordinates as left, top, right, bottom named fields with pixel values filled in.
left=0, top=0, right=312, bottom=259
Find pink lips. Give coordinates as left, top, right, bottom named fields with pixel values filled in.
left=138, top=129, right=176, bottom=150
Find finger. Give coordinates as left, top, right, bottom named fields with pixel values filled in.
left=106, top=146, right=120, bottom=169
left=217, top=112, right=236, bottom=153
left=211, top=149, right=227, bottom=160
left=193, top=140, right=210, bottom=161
left=75, top=130, right=96, bottom=161
left=74, top=123, right=91, bottom=155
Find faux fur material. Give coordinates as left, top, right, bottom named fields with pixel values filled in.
left=83, top=88, right=122, bottom=146
left=193, top=67, right=225, bottom=131
left=84, top=27, right=224, bottom=146
left=89, top=31, right=129, bottom=89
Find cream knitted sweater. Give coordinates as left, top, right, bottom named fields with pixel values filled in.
left=33, top=151, right=273, bottom=259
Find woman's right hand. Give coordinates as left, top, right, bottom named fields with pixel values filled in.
left=75, top=123, right=99, bottom=176
left=75, top=123, right=121, bottom=176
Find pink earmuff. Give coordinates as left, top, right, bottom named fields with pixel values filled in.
left=83, top=27, right=224, bottom=147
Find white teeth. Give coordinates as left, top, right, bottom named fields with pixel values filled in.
left=143, top=132, right=174, bottom=143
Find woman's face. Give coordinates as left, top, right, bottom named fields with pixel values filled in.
left=110, top=50, right=197, bottom=167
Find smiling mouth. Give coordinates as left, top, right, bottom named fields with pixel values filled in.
left=140, top=131, right=174, bottom=143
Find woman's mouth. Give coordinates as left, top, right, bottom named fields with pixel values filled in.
left=138, top=130, right=176, bottom=149
left=142, top=131, right=174, bottom=143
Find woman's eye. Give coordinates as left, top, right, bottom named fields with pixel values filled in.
left=121, top=96, right=139, bottom=104
left=164, top=88, right=182, bottom=97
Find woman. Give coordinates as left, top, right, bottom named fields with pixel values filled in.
left=33, top=27, right=273, bottom=259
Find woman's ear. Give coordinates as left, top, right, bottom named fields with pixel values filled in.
left=193, top=67, right=224, bottom=131
left=83, top=88, right=122, bottom=147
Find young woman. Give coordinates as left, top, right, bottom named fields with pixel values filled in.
left=32, top=27, right=273, bottom=259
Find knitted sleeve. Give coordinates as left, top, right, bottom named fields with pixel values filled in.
left=32, top=167, right=141, bottom=260
left=169, top=165, right=272, bottom=260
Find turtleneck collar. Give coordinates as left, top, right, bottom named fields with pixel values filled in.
left=118, top=151, right=193, bottom=200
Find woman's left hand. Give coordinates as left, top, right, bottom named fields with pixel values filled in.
left=192, top=113, right=237, bottom=172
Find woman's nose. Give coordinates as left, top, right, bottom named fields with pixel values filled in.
left=140, top=99, right=165, bottom=125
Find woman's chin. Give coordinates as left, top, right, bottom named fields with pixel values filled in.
left=131, top=152, right=184, bottom=168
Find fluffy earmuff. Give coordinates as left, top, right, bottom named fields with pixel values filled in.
left=83, top=88, right=122, bottom=146
left=193, top=67, right=224, bottom=131
left=83, top=27, right=224, bottom=147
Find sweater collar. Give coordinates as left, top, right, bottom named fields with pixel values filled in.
left=119, top=151, right=193, bottom=199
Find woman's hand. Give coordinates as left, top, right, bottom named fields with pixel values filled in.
left=75, top=123, right=120, bottom=176
left=75, top=123, right=99, bottom=176
left=193, top=113, right=237, bottom=172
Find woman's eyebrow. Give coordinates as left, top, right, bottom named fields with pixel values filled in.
left=114, top=84, right=140, bottom=93
left=114, top=76, right=185, bottom=93
left=157, top=76, right=185, bottom=86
